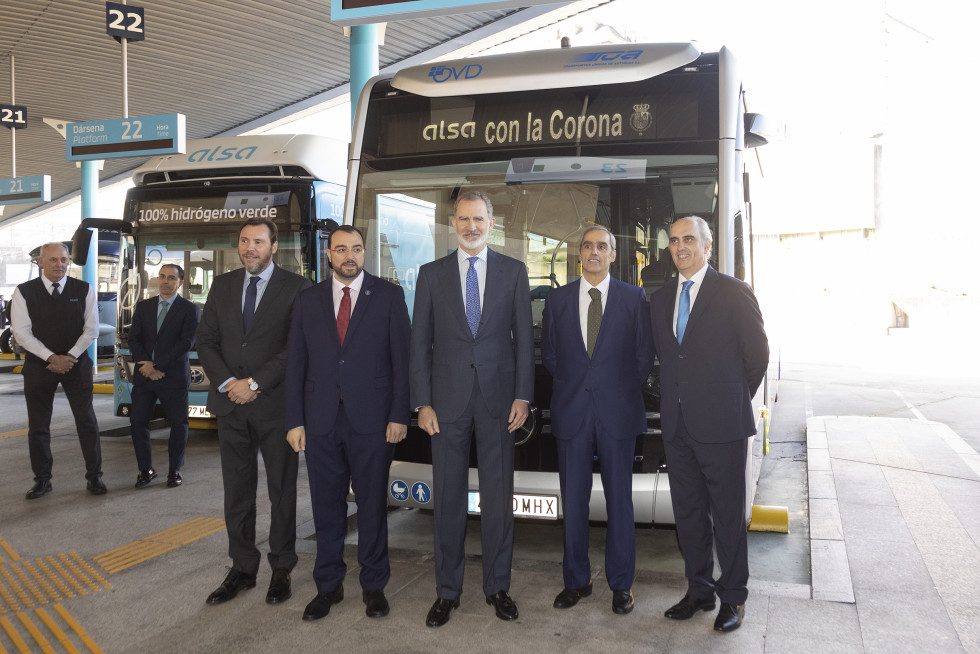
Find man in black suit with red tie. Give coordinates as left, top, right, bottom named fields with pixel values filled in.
left=196, top=218, right=312, bottom=608
left=649, top=216, right=769, bottom=633
left=285, top=225, right=411, bottom=622
left=127, top=264, right=200, bottom=489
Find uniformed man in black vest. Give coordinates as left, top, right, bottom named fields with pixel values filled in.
left=11, top=242, right=105, bottom=499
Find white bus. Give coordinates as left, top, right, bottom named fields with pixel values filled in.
left=75, top=134, right=347, bottom=421
left=345, top=42, right=774, bottom=524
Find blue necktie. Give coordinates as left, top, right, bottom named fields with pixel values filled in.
left=243, top=276, right=260, bottom=333
left=465, top=256, right=481, bottom=338
left=157, top=300, right=169, bottom=333
left=677, top=280, right=694, bottom=344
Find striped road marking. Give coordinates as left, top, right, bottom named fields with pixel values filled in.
left=0, top=604, right=103, bottom=653
left=94, top=517, right=225, bottom=574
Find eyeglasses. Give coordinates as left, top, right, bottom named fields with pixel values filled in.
left=580, top=242, right=611, bottom=253
left=331, top=246, right=364, bottom=256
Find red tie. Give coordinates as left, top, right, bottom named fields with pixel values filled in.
left=337, top=286, right=351, bottom=346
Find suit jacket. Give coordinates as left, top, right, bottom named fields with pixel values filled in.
left=129, top=294, right=200, bottom=390
left=285, top=272, right=411, bottom=435
left=196, top=264, right=312, bottom=418
left=650, top=266, right=769, bottom=444
left=410, top=248, right=534, bottom=422
left=541, top=277, right=655, bottom=440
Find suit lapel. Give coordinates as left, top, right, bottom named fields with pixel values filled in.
left=682, top=267, right=719, bottom=344
left=478, top=249, right=505, bottom=335
left=591, top=278, right=617, bottom=355
left=443, top=251, right=471, bottom=336
left=319, top=282, right=339, bottom=351
left=342, top=272, right=373, bottom=350
left=246, top=265, right=281, bottom=335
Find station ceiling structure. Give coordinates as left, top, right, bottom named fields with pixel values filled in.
left=0, top=0, right=609, bottom=226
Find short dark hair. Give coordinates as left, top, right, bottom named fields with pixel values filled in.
left=454, top=190, right=493, bottom=219
left=241, top=217, right=278, bottom=244
left=160, top=263, right=185, bottom=281
left=328, top=225, right=365, bottom=249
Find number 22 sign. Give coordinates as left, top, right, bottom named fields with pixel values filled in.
left=105, top=2, right=145, bottom=41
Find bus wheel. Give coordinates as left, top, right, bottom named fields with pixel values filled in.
left=0, top=328, right=12, bottom=354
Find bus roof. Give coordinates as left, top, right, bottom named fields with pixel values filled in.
left=390, top=42, right=702, bottom=98
left=131, top=134, right=348, bottom=186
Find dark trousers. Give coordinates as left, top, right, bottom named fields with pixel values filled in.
left=217, top=400, right=298, bottom=575
left=23, top=357, right=101, bottom=482
left=430, top=377, right=515, bottom=599
left=129, top=383, right=189, bottom=472
left=556, top=419, right=636, bottom=591
left=664, top=407, right=749, bottom=605
left=305, top=404, right=395, bottom=593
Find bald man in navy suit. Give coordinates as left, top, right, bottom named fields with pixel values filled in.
left=650, top=216, right=768, bottom=633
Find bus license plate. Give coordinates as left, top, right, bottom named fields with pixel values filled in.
left=188, top=405, right=213, bottom=418
left=467, top=491, right=558, bottom=520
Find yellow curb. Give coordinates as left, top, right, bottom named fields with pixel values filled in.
left=93, top=384, right=114, bottom=394
left=748, top=505, right=789, bottom=533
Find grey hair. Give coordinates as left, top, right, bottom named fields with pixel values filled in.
left=580, top=225, right=617, bottom=251
left=40, top=242, right=70, bottom=257
left=675, top=215, right=713, bottom=246
left=454, top=190, right=493, bottom=220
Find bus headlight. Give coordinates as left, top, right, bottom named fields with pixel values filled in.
left=116, top=354, right=132, bottom=382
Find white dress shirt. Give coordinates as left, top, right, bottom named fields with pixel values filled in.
left=672, top=262, right=709, bottom=337
left=10, top=275, right=98, bottom=361
left=578, top=273, right=611, bottom=350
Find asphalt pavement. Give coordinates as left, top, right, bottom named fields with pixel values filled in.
left=0, top=359, right=977, bottom=653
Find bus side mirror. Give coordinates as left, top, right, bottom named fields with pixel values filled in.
left=744, top=113, right=770, bottom=149
left=71, top=218, right=127, bottom=265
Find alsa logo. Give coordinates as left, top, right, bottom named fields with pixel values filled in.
left=187, top=146, right=259, bottom=163
left=428, top=64, right=482, bottom=83
left=571, top=50, right=643, bottom=63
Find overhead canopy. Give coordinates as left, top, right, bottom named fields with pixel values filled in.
left=0, top=0, right=609, bottom=225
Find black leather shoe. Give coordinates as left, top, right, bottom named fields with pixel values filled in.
left=714, top=603, right=744, bottom=632
left=166, top=470, right=182, bottom=487
left=425, top=597, right=459, bottom=627
left=665, top=594, right=716, bottom=620
left=135, top=469, right=157, bottom=489
left=26, top=480, right=52, bottom=500
left=486, top=590, right=518, bottom=621
left=206, top=569, right=257, bottom=605
left=86, top=477, right=107, bottom=495
left=363, top=589, right=389, bottom=618
left=612, top=589, right=634, bottom=615
left=303, top=587, right=344, bottom=621
left=266, top=568, right=292, bottom=604
left=553, top=581, right=593, bottom=609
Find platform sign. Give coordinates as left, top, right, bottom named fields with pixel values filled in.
left=0, top=104, right=28, bottom=129
left=0, top=175, right=51, bottom=205
left=106, top=2, right=145, bottom=41
left=330, top=0, right=561, bottom=26
left=66, top=113, right=185, bottom=162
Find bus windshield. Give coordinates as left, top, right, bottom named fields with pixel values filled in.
left=117, top=186, right=312, bottom=336
left=352, top=153, right=720, bottom=319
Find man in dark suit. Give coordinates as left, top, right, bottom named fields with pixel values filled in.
left=196, top=218, right=312, bottom=607
left=410, top=190, right=534, bottom=627
left=649, top=216, right=769, bottom=633
left=12, top=242, right=106, bottom=498
left=285, top=225, right=411, bottom=622
left=127, top=264, right=200, bottom=489
left=541, top=225, right=655, bottom=616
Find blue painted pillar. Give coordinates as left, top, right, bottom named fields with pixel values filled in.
left=350, top=24, right=380, bottom=125
left=80, top=159, right=99, bottom=367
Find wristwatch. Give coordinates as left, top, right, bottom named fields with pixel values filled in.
left=247, top=377, right=259, bottom=392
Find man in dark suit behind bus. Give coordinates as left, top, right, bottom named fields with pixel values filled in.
left=127, top=263, right=200, bottom=489
left=410, top=190, right=534, bottom=628
left=196, top=218, right=312, bottom=608
left=649, top=215, right=768, bottom=633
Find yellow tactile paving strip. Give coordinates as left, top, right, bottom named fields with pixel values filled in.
left=93, top=517, right=224, bottom=574
left=0, top=516, right=224, bottom=652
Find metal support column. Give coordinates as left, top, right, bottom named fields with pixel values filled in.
left=349, top=24, right=380, bottom=125
left=80, top=160, right=99, bottom=367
